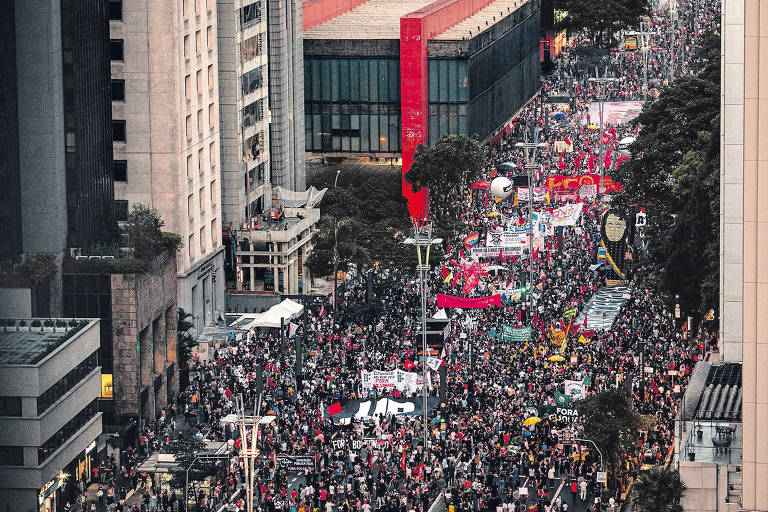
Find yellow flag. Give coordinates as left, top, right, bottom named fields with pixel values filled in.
left=513, top=193, right=518, bottom=206
left=545, top=191, right=551, bottom=204
left=443, top=271, right=453, bottom=284
left=578, top=335, right=590, bottom=344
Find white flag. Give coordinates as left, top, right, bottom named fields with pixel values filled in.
left=426, top=357, right=443, bottom=372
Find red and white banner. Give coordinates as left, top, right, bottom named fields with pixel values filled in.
left=549, top=203, right=583, bottom=227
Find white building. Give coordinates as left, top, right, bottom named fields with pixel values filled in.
left=0, top=319, right=102, bottom=512
left=109, top=0, right=225, bottom=331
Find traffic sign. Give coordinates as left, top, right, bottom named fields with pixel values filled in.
left=596, top=471, right=607, bottom=483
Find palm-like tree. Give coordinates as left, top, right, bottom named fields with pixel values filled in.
left=632, top=466, right=686, bottom=512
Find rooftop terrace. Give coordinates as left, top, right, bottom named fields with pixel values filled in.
left=0, top=319, right=93, bottom=365
left=304, top=0, right=436, bottom=39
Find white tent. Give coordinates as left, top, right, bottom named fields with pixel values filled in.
left=229, top=299, right=304, bottom=329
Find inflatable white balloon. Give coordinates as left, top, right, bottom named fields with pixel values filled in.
left=490, top=176, right=514, bottom=199
left=618, top=136, right=635, bottom=157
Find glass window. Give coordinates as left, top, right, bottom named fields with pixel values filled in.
left=369, top=61, right=378, bottom=101
left=207, top=26, right=213, bottom=50
left=111, top=80, right=125, bottom=101
left=369, top=115, right=379, bottom=151
left=241, top=34, right=261, bottom=62
left=360, top=114, right=369, bottom=151
left=209, top=103, right=215, bottom=127
left=198, top=148, right=204, bottom=172
left=208, top=65, right=214, bottom=90
left=458, top=60, right=468, bottom=101
left=200, top=226, right=206, bottom=254
left=389, top=59, right=399, bottom=101
left=37, top=351, right=98, bottom=415
left=114, top=200, right=129, bottom=221
left=110, top=40, right=124, bottom=61
left=359, top=60, right=369, bottom=102
left=188, top=194, right=194, bottom=218
left=114, top=160, right=127, bottom=181
left=438, top=60, right=448, bottom=102
left=184, top=35, right=190, bottom=60
left=429, top=60, right=439, bottom=102
left=197, top=109, right=203, bottom=134
left=448, top=60, right=458, bottom=101
left=38, top=400, right=97, bottom=464
left=112, top=121, right=126, bottom=142
left=241, top=67, right=263, bottom=96
left=188, top=234, right=195, bottom=261
left=242, top=99, right=264, bottom=128
left=108, top=0, right=122, bottom=20
left=350, top=60, right=359, bottom=101
left=378, top=60, right=388, bottom=102
left=339, top=60, right=349, bottom=101
left=187, top=154, right=193, bottom=178
left=330, top=59, right=339, bottom=101
left=0, top=397, right=21, bottom=417
left=240, top=1, right=261, bottom=27
left=209, top=142, right=216, bottom=165
left=312, top=60, right=321, bottom=100
left=211, top=219, right=218, bottom=247
left=210, top=180, right=217, bottom=205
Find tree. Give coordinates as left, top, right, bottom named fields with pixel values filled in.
left=576, top=389, right=640, bottom=475
left=632, top=467, right=686, bottom=512
left=166, top=438, right=225, bottom=494
left=554, top=0, right=649, bottom=47
left=305, top=216, right=369, bottom=316
left=611, top=31, right=720, bottom=316
left=404, top=135, right=487, bottom=246
left=124, top=203, right=182, bottom=260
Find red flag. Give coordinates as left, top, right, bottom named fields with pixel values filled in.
left=498, top=249, right=506, bottom=263
left=604, top=146, right=612, bottom=170
left=328, top=402, right=342, bottom=416
left=319, top=305, right=326, bottom=318
left=588, top=152, right=595, bottom=172
left=564, top=135, right=571, bottom=146
left=582, top=313, right=588, bottom=328
left=451, top=268, right=462, bottom=287
left=404, top=359, right=416, bottom=370
left=442, top=266, right=450, bottom=280
left=558, top=151, right=565, bottom=170
left=401, top=448, right=407, bottom=470
left=610, top=126, right=617, bottom=142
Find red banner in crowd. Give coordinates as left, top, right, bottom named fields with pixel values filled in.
left=546, top=174, right=622, bottom=192
left=437, top=293, right=502, bottom=309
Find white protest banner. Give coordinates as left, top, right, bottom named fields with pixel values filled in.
left=549, top=203, right=583, bottom=227
left=486, top=231, right=529, bottom=248
left=516, top=187, right=548, bottom=202
left=578, top=184, right=597, bottom=199
left=361, top=369, right=425, bottom=394
left=554, top=140, right=574, bottom=153
left=471, top=246, right=524, bottom=257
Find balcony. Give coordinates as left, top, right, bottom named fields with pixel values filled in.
left=238, top=207, right=320, bottom=244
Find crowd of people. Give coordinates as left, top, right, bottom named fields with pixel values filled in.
left=76, top=0, right=721, bottom=511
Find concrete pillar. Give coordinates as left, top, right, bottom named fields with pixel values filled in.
left=140, top=327, right=152, bottom=388
left=153, top=313, right=168, bottom=412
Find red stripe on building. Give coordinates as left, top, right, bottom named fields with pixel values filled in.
left=303, top=0, right=369, bottom=30
left=399, top=0, right=498, bottom=218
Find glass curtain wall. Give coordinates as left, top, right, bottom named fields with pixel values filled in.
left=428, top=58, right=469, bottom=146
left=304, top=57, right=401, bottom=153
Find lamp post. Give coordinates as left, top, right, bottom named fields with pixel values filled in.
left=588, top=68, right=616, bottom=213
left=625, top=23, right=657, bottom=102
left=515, top=130, right=546, bottom=321
left=403, top=221, right=443, bottom=458
left=575, top=438, right=605, bottom=508
left=184, top=454, right=230, bottom=512
left=334, top=170, right=342, bottom=188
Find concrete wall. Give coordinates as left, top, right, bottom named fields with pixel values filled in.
left=111, top=253, right=178, bottom=420
left=14, top=0, right=67, bottom=255
left=679, top=462, right=739, bottom=512
left=0, top=288, right=32, bottom=317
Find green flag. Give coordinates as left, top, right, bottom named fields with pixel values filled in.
left=582, top=375, right=592, bottom=386
left=554, top=391, right=571, bottom=406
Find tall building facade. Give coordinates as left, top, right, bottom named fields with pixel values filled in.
left=267, top=0, right=306, bottom=191
left=720, top=0, right=768, bottom=509
left=110, top=0, right=225, bottom=331
left=0, top=0, right=116, bottom=318
left=217, top=0, right=273, bottom=227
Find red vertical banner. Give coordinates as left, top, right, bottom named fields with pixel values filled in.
left=400, top=17, right=429, bottom=219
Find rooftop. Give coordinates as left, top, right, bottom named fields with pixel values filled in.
left=684, top=421, right=742, bottom=465
left=433, top=0, right=526, bottom=39
left=0, top=320, right=92, bottom=365
left=304, top=0, right=437, bottom=39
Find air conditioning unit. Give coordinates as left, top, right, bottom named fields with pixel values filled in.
left=70, top=248, right=83, bottom=258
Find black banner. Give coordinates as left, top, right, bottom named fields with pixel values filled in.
left=275, top=455, right=315, bottom=472
left=332, top=397, right=440, bottom=424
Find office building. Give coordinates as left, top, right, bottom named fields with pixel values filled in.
left=110, top=0, right=225, bottom=331
left=719, top=0, right=768, bottom=509
left=62, top=252, right=179, bottom=428
left=302, top=0, right=541, bottom=216
left=0, top=0, right=116, bottom=319
left=0, top=318, right=102, bottom=512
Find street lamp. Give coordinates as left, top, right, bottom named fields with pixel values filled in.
left=588, top=68, right=617, bottom=213
left=334, top=170, right=342, bottom=188
left=625, top=23, right=658, bottom=102
left=515, top=130, right=546, bottom=321
left=575, top=438, right=605, bottom=507
left=403, top=220, right=442, bottom=458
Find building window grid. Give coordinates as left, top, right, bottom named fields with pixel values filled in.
left=195, top=31, right=201, bottom=55
left=37, top=351, right=99, bottom=416
left=211, top=219, right=218, bottom=247
left=304, top=57, right=401, bottom=153
left=38, top=400, right=98, bottom=465
left=184, top=35, right=190, bottom=60
left=198, top=149, right=204, bottom=173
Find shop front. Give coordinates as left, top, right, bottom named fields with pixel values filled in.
left=38, top=473, right=66, bottom=512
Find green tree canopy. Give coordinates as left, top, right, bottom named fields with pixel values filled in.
left=632, top=467, right=686, bottom=512
left=124, top=204, right=182, bottom=260
left=576, top=389, right=641, bottom=474
left=554, top=0, right=649, bottom=47
left=404, top=135, right=487, bottom=246
left=611, top=31, right=720, bottom=316
left=166, top=438, right=225, bottom=491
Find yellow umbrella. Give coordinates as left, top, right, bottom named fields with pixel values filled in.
left=488, top=211, right=501, bottom=217
left=548, top=355, right=565, bottom=362
left=523, top=416, right=542, bottom=426
left=587, top=124, right=599, bottom=130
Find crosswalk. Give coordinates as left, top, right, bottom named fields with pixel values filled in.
left=574, top=286, right=630, bottom=331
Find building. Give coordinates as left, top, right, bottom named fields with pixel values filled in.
left=0, top=0, right=117, bottom=318
left=720, top=0, right=768, bottom=509
left=0, top=318, right=102, bottom=512
left=234, top=204, right=320, bottom=294
left=109, top=0, right=226, bottom=331
left=267, top=0, right=306, bottom=191
left=217, top=0, right=273, bottom=228
left=62, top=252, right=179, bottom=429
left=302, top=0, right=541, bottom=216
left=675, top=361, right=742, bottom=512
